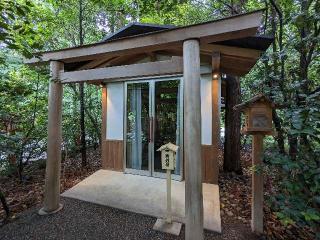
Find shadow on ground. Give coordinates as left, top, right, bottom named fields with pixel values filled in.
left=0, top=198, right=260, bottom=240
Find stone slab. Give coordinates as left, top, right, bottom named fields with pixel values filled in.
left=62, top=169, right=221, bottom=232
left=153, top=218, right=182, bottom=235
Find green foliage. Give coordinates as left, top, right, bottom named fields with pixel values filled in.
left=0, top=50, right=49, bottom=178
left=265, top=147, right=320, bottom=232
left=0, top=0, right=45, bottom=59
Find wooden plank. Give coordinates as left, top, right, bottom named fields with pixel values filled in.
left=183, top=39, right=204, bottom=240
left=201, top=145, right=216, bottom=183
left=25, top=10, right=263, bottom=64
left=60, top=57, right=183, bottom=83
left=101, top=140, right=124, bottom=171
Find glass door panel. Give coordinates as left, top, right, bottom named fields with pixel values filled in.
left=153, top=80, right=181, bottom=176
left=125, top=82, right=150, bottom=173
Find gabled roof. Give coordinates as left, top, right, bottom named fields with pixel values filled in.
left=234, top=94, right=275, bottom=111
left=157, top=142, right=179, bottom=152
left=102, top=22, right=175, bottom=42
left=101, top=22, right=274, bottom=51
left=101, top=22, right=272, bottom=51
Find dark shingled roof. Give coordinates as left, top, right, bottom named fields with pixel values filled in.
left=102, top=22, right=175, bottom=42
left=101, top=22, right=273, bottom=51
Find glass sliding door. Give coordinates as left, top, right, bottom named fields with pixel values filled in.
left=125, top=82, right=150, bottom=175
left=124, top=78, right=183, bottom=179
left=153, top=80, right=182, bottom=178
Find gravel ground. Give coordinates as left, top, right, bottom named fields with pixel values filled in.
left=0, top=197, right=261, bottom=240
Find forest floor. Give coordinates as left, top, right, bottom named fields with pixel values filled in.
left=0, top=148, right=313, bottom=239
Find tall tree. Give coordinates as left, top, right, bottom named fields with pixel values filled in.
left=78, top=0, right=87, bottom=167
left=219, top=0, right=247, bottom=173
left=223, top=75, right=242, bottom=173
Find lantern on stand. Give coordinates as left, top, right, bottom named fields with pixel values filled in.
left=234, top=94, right=276, bottom=234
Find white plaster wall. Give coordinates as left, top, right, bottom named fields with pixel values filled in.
left=106, top=83, right=124, bottom=140
left=200, top=74, right=212, bottom=145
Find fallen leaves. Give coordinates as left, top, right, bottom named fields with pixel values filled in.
left=0, top=148, right=101, bottom=223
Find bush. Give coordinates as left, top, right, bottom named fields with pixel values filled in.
left=265, top=148, right=320, bottom=238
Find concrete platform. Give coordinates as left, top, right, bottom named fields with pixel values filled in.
left=62, top=169, right=221, bottom=233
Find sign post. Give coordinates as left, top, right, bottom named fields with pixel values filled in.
left=166, top=168, right=172, bottom=223
left=153, top=142, right=182, bottom=235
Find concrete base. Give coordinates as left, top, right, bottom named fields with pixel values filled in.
left=38, top=203, right=63, bottom=216
left=153, top=218, right=182, bottom=236
left=62, top=170, right=221, bottom=232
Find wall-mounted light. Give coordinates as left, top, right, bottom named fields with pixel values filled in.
left=212, top=71, right=220, bottom=79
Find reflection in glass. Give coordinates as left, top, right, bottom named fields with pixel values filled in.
left=126, top=83, right=149, bottom=170
left=154, top=80, right=181, bottom=175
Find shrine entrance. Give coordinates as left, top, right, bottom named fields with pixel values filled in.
left=124, top=78, right=183, bottom=180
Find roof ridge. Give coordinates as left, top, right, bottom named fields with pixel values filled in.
left=102, top=22, right=176, bottom=42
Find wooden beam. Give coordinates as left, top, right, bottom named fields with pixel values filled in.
left=60, top=57, right=183, bottom=83
left=99, top=53, right=148, bottom=67
left=183, top=39, right=204, bottom=240
left=221, top=55, right=256, bottom=68
left=221, top=67, right=249, bottom=76
left=211, top=52, right=221, bottom=184
left=201, top=44, right=262, bottom=59
left=25, top=10, right=263, bottom=64
left=101, top=85, right=107, bottom=169
left=157, top=44, right=261, bottom=60
left=77, top=56, right=117, bottom=70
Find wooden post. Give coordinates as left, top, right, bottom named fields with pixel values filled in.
left=39, top=61, right=64, bottom=215
left=251, top=134, right=264, bottom=233
left=166, top=169, right=172, bottom=224
left=211, top=52, right=221, bottom=184
left=101, top=85, right=107, bottom=169
left=183, top=39, right=204, bottom=240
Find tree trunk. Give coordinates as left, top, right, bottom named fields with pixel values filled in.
left=79, top=0, right=87, bottom=167
left=272, top=109, right=285, bottom=154
left=223, top=75, right=242, bottom=174
left=0, top=190, right=9, bottom=219
left=79, top=83, right=87, bottom=167
left=269, top=4, right=286, bottom=154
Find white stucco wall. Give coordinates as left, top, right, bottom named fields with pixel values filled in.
left=106, top=82, right=124, bottom=140
left=200, top=74, right=212, bottom=145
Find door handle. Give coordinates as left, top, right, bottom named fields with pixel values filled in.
left=149, top=117, right=154, bottom=143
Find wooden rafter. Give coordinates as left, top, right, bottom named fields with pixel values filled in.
left=77, top=56, right=117, bottom=70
